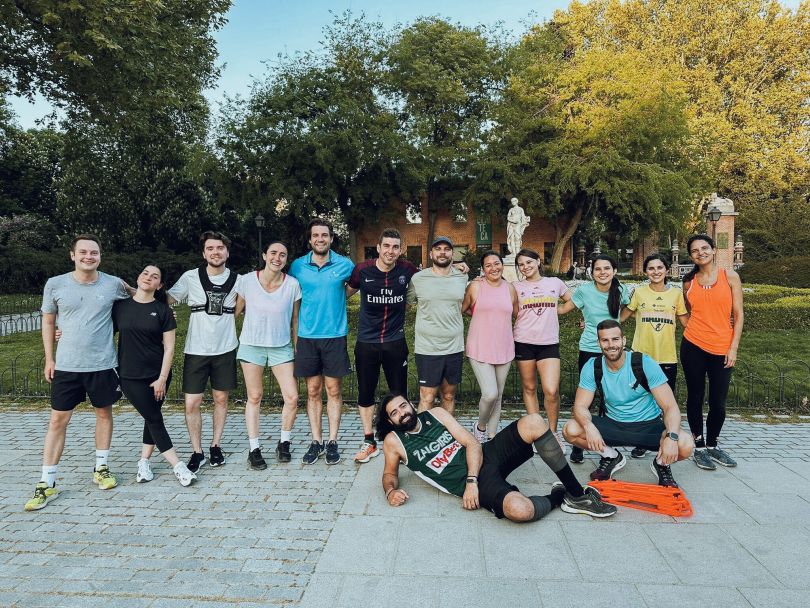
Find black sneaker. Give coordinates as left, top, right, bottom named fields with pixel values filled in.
left=650, top=459, right=678, bottom=487
left=248, top=448, right=267, bottom=471
left=187, top=451, right=206, bottom=473
left=589, top=451, right=626, bottom=481
left=630, top=447, right=647, bottom=458
left=209, top=445, right=225, bottom=467
left=693, top=448, right=716, bottom=470
left=302, top=441, right=324, bottom=465
left=570, top=446, right=584, bottom=464
left=325, top=440, right=341, bottom=465
left=276, top=440, right=292, bottom=463
left=561, top=486, right=617, bottom=518
left=706, top=446, right=737, bottom=467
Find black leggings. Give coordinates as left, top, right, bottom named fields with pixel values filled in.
left=659, top=363, right=677, bottom=393
left=121, top=375, right=174, bottom=452
left=680, top=337, right=732, bottom=446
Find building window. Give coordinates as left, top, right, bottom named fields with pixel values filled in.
left=543, top=242, right=555, bottom=265
left=406, top=245, right=422, bottom=267
left=364, top=246, right=378, bottom=260
left=406, top=205, right=422, bottom=224
left=716, top=232, right=729, bottom=249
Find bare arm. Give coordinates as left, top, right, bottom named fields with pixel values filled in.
left=572, top=387, right=606, bottom=452
left=461, top=281, right=478, bottom=316
left=558, top=298, right=577, bottom=315
left=234, top=294, right=245, bottom=317
left=42, top=312, right=56, bottom=382
left=346, top=284, right=358, bottom=298
left=620, top=307, right=634, bottom=322
left=166, top=294, right=178, bottom=306
left=651, top=382, right=682, bottom=465
left=508, top=282, right=519, bottom=318
left=382, top=435, right=409, bottom=506
left=677, top=313, right=689, bottom=329
left=150, top=329, right=175, bottom=400
left=726, top=270, right=744, bottom=368
left=429, top=407, right=482, bottom=510
left=291, top=300, right=300, bottom=350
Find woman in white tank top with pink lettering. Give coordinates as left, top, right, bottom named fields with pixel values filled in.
left=462, top=251, right=518, bottom=442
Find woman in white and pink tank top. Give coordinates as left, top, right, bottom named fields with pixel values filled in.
left=462, top=251, right=518, bottom=441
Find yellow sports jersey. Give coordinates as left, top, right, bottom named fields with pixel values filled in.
left=627, top=284, right=687, bottom=364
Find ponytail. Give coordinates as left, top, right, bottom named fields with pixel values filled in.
left=590, top=254, right=622, bottom=318
left=683, top=234, right=715, bottom=283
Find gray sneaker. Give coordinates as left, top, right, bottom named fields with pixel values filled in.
left=706, top=446, right=737, bottom=467
left=325, top=440, right=341, bottom=465
left=561, top=486, right=617, bottom=518
left=693, top=448, right=716, bottom=470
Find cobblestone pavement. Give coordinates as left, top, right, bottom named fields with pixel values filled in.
left=2, top=408, right=809, bottom=607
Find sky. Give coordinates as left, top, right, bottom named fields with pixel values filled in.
left=8, top=0, right=804, bottom=129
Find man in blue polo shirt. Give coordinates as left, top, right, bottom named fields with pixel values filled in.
left=289, top=218, right=355, bottom=465
left=562, top=320, right=694, bottom=488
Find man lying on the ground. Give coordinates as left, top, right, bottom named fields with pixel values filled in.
left=376, top=394, right=616, bottom=521
left=563, top=320, right=695, bottom=487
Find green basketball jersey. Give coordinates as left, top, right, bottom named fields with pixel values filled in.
left=394, top=410, right=467, bottom=497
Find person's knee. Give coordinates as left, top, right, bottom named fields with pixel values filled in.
left=542, top=387, right=560, bottom=402
left=48, top=411, right=72, bottom=432
left=324, top=382, right=342, bottom=400
left=502, top=493, right=534, bottom=523
left=245, top=388, right=263, bottom=405
left=678, top=434, right=695, bottom=460
left=562, top=419, right=580, bottom=441
left=212, top=392, right=229, bottom=408
left=479, top=389, right=499, bottom=407
left=519, top=413, right=548, bottom=437
left=440, top=388, right=456, bottom=403
left=94, top=406, right=113, bottom=421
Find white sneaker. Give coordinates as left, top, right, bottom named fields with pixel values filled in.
left=174, top=462, right=197, bottom=487
left=471, top=423, right=488, bottom=443
left=136, top=459, right=154, bottom=483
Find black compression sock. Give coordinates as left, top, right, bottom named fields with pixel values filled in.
left=529, top=495, right=552, bottom=522
left=549, top=485, right=567, bottom=508
left=533, top=429, right=584, bottom=497
left=364, top=433, right=376, bottom=446
left=555, top=467, right=584, bottom=497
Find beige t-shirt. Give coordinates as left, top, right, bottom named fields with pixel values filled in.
left=407, top=267, right=468, bottom=355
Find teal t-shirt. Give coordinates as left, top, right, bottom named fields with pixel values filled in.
left=579, top=352, right=668, bottom=422
left=571, top=282, right=630, bottom=353
left=289, top=250, right=354, bottom=338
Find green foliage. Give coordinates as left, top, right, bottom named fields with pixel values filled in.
left=0, top=213, right=57, bottom=250
left=745, top=300, right=810, bottom=331
left=740, top=257, right=810, bottom=288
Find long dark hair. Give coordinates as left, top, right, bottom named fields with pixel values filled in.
left=375, top=393, right=402, bottom=441
left=140, top=264, right=169, bottom=305
left=590, top=255, right=622, bottom=318
left=515, top=248, right=543, bottom=276
left=643, top=253, right=671, bottom=284
left=683, top=234, right=715, bottom=283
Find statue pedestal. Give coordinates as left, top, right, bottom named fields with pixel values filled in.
left=502, top=255, right=519, bottom=283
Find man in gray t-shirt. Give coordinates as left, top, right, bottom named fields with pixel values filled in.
left=24, top=235, right=131, bottom=512
left=407, top=236, right=468, bottom=415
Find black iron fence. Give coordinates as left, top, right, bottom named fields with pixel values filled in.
left=2, top=352, right=807, bottom=413
left=0, top=312, right=42, bottom=337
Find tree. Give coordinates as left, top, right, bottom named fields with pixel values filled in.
left=0, top=123, right=63, bottom=217
left=218, top=13, right=420, bottom=257
left=0, top=0, right=230, bottom=129
left=386, top=17, right=507, bottom=258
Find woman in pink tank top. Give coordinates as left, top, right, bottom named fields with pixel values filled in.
left=462, top=251, right=518, bottom=441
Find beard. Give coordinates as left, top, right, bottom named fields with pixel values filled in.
left=432, top=256, right=452, bottom=268
left=603, top=348, right=623, bottom=362
left=206, top=258, right=226, bottom=268
left=392, top=410, right=418, bottom=432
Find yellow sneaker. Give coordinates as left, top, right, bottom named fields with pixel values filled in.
left=24, top=482, right=59, bottom=511
left=93, top=465, right=118, bottom=490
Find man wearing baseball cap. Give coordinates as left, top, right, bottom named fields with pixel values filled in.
left=407, top=236, right=468, bottom=414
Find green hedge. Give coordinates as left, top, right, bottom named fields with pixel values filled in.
left=740, top=256, right=810, bottom=288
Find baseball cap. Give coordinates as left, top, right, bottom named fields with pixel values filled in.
left=431, top=235, right=454, bottom=248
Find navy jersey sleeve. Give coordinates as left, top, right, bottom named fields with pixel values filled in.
left=349, top=263, right=362, bottom=289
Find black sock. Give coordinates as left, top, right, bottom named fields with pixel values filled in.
left=548, top=485, right=567, bottom=508
left=533, top=429, right=583, bottom=497
left=364, top=433, right=376, bottom=446
left=528, top=495, right=552, bottom=521
left=555, top=467, right=584, bottom=497
left=695, top=435, right=706, bottom=449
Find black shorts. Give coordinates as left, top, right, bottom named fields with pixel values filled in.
left=415, top=352, right=463, bottom=388
left=294, top=337, right=351, bottom=379
left=479, top=420, right=534, bottom=519
left=182, top=350, right=237, bottom=394
left=591, top=415, right=665, bottom=451
left=354, top=339, right=409, bottom=406
left=514, top=342, right=560, bottom=362
left=51, top=369, right=122, bottom=412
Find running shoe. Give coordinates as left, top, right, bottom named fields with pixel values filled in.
left=302, top=441, right=324, bottom=465
left=561, top=486, right=617, bottom=518
left=354, top=441, right=379, bottom=464
left=209, top=445, right=225, bottom=467
left=650, top=459, right=679, bottom=488
left=276, top=440, right=292, bottom=463
left=590, top=451, right=626, bottom=481
left=188, top=451, right=206, bottom=473
left=554, top=431, right=568, bottom=456
left=174, top=463, right=197, bottom=487
left=693, top=448, right=716, bottom=470
left=471, top=423, right=487, bottom=443
left=248, top=448, right=267, bottom=471
left=93, top=465, right=118, bottom=490
left=24, top=482, right=59, bottom=512
left=570, top=446, right=584, bottom=464
left=325, top=440, right=341, bottom=465
left=136, top=459, right=154, bottom=483
left=630, top=447, right=647, bottom=459
left=706, top=446, right=737, bottom=467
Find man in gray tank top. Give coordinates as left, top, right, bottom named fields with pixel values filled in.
left=377, top=394, right=616, bottom=521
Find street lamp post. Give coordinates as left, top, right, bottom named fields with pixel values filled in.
left=706, top=205, right=722, bottom=241
left=254, top=213, right=265, bottom=266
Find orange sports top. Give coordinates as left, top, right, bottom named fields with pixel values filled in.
left=683, top=269, right=734, bottom=355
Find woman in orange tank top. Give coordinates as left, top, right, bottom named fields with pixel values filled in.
left=680, top=234, right=744, bottom=471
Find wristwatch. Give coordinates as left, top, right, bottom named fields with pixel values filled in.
left=466, top=476, right=478, bottom=484
left=665, top=432, right=679, bottom=442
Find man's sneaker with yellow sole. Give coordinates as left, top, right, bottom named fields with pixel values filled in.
left=24, top=482, right=59, bottom=511
left=93, top=465, right=118, bottom=490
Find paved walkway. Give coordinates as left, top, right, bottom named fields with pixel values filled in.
left=1, top=409, right=809, bottom=607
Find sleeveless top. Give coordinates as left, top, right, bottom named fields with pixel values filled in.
left=465, top=280, right=515, bottom=364
left=394, top=410, right=467, bottom=497
left=683, top=269, right=734, bottom=355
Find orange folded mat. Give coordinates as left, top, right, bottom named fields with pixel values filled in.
left=588, top=479, right=693, bottom=517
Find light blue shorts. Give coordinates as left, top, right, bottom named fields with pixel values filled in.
left=237, top=342, right=295, bottom=368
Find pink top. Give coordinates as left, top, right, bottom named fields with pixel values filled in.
left=465, top=280, right=515, bottom=364
left=512, top=277, right=568, bottom=345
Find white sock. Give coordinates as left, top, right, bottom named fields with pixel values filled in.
left=599, top=446, right=619, bottom=458
left=41, top=465, right=57, bottom=487
left=139, top=457, right=149, bottom=465
left=173, top=461, right=186, bottom=472
left=280, top=430, right=292, bottom=443
left=95, top=450, right=109, bottom=470
left=249, top=437, right=260, bottom=451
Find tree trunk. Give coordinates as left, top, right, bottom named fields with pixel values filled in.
left=348, top=228, right=359, bottom=262
left=425, top=187, right=438, bottom=267
left=549, top=205, right=584, bottom=273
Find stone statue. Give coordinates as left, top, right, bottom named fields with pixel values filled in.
left=506, top=197, right=530, bottom=256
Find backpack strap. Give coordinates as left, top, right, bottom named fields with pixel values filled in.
left=593, top=355, right=606, bottom=417
left=630, top=351, right=651, bottom=393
